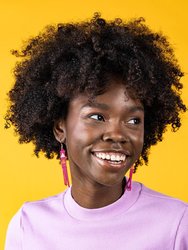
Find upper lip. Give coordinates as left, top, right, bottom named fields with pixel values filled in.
left=92, top=149, right=131, bottom=156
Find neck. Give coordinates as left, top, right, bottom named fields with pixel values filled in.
left=70, top=177, right=126, bottom=209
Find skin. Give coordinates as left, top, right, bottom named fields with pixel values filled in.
left=54, top=80, right=144, bottom=209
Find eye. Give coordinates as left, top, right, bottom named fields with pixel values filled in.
left=90, top=114, right=105, bottom=121
left=127, top=118, right=141, bottom=125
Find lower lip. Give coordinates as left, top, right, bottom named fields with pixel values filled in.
left=92, top=154, right=127, bottom=171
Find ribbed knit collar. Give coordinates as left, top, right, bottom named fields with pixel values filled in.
left=63, top=181, right=141, bottom=221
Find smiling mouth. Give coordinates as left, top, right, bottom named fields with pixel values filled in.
left=93, top=152, right=127, bottom=165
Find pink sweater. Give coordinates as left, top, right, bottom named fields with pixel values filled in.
left=5, top=181, right=188, bottom=250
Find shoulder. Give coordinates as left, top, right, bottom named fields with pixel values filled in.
left=5, top=191, right=66, bottom=249
left=134, top=181, right=188, bottom=223
left=22, top=191, right=65, bottom=211
left=16, top=191, right=68, bottom=225
left=134, top=182, right=188, bottom=242
left=9, top=191, right=66, bottom=229
left=6, top=191, right=67, bottom=234
left=138, top=182, right=188, bottom=208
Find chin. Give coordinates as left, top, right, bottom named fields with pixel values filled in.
left=95, top=175, right=125, bottom=187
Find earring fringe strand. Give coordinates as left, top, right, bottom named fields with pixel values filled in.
left=60, top=145, right=70, bottom=187
left=126, top=166, right=134, bottom=191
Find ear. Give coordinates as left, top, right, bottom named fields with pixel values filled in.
left=53, top=119, right=66, bottom=143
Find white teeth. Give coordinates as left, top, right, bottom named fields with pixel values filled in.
left=95, top=152, right=126, bottom=162
left=101, top=153, right=105, bottom=159
left=116, top=155, right=120, bottom=161
left=111, top=155, right=116, bottom=161
left=120, top=155, right=125, bottom=161
left=106, top=154, right=110, bottom=160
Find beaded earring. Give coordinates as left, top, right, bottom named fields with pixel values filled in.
left=60, top=144, right=70, bottom=187
left=125, top=165, right=134, bottom=191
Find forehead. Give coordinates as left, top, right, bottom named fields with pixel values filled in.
left=70, top=81, right=143, bottom=111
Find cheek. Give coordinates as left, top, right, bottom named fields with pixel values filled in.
left=66, top=126, right=99, bottom=170
left=70, top=121, right=102, bottom=143
left=130, top=130, right=144, bottom=151
left=66, top=123, right=100, bottom=155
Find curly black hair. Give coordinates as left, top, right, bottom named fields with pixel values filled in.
left=5, top=13, right=187, bottom=170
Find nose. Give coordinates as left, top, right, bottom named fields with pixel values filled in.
left=102, top=122, right=129, bottom=143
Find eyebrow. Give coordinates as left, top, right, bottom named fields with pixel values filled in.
left=81, top=102, right=110, bottom=110
left=81, top=102, right=144, bottom=112
left=128, top=106, right=144, bottom=113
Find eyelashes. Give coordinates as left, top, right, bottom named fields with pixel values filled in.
left=88, top=113, right=141, bottom=125
left=89, top=114, right=105, bottom=121
left=127, top=118, right=141, bottom=125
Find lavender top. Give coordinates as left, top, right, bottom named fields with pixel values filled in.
left=5, top=181, right=188, bottom=249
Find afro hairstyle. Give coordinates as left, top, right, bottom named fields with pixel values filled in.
left=5, top=13, right=187, bottom=169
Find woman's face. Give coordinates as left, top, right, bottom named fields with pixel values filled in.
left=56, top=80, right=144, bottom=188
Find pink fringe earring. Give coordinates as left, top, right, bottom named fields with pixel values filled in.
left=126, top=165, right=134, bottom=191
left=60, top=144, right=70, bottom=187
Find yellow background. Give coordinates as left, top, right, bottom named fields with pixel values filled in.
left=0, top=0, right=188, bottom=248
